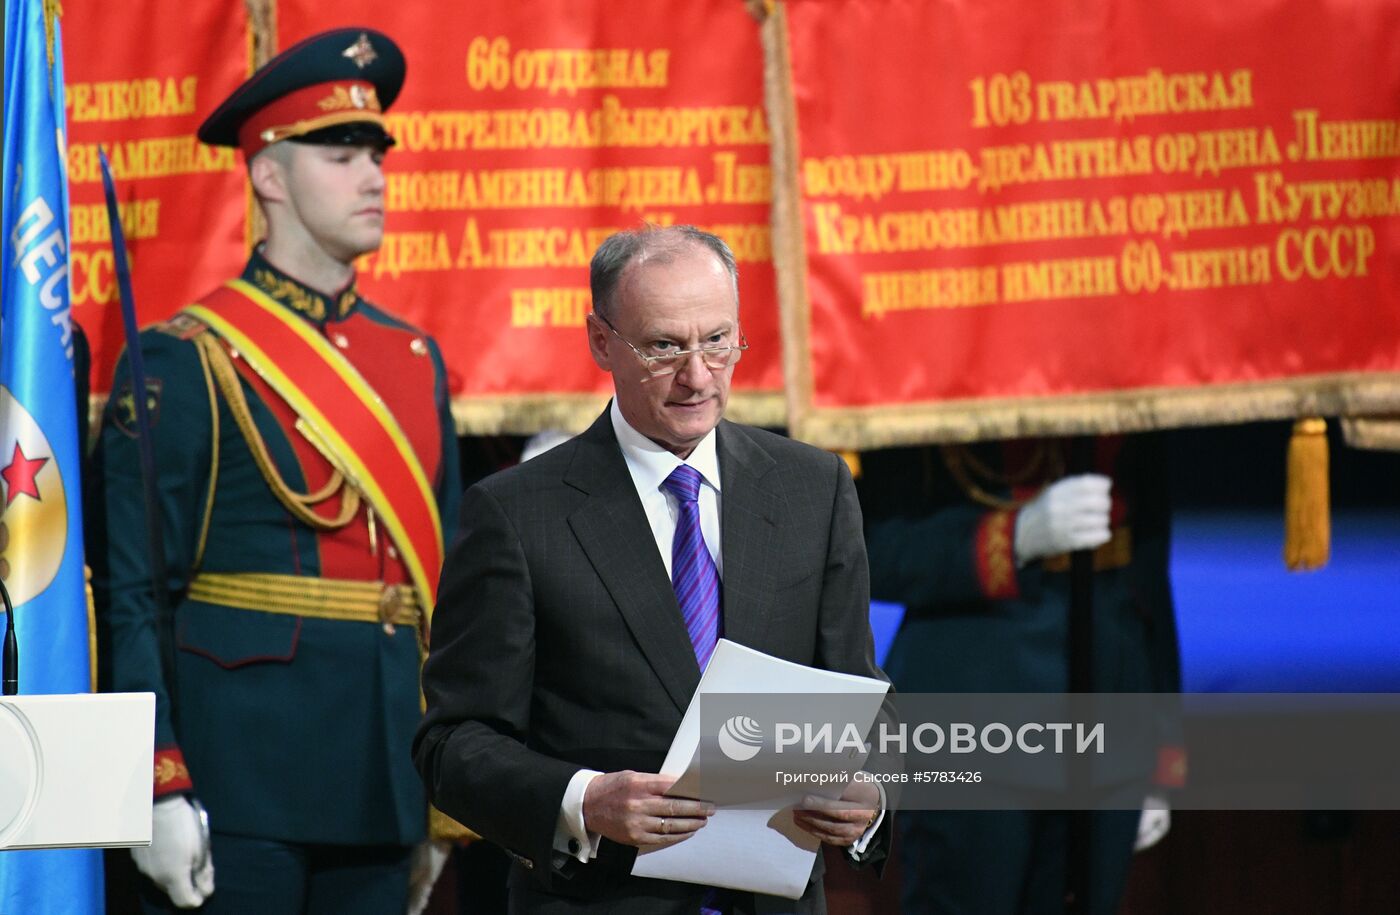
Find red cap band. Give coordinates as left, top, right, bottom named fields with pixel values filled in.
left=237, top=79, right=384, bottom=156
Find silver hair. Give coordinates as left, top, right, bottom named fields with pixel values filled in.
left=589, top=225, right=739, bottom=320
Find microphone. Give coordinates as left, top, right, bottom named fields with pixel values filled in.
left=2, top=576, right=15, bottom=695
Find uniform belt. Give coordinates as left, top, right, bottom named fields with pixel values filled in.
left=187, top=572, right=421, bottom=628
left=1043, top=527, right=1133, bottom=573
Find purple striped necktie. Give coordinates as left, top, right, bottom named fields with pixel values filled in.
left=661, top=464, right=721, bottom=671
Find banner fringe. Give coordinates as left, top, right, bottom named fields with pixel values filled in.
left=104, top=376, right=1400, bottom=447
left=450, top=392, right=787, bottom=436
left=1341, top=415, right=1400, bottom=452
left=791, top=374, right=1400, bottom=450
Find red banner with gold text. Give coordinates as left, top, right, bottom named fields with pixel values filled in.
left=278, top=0, right=782, bottom=433
left=776, top=0, right=1400, bottom=448
left=64, top=0, right=250, bottom=397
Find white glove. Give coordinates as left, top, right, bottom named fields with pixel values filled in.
left=407, top=840, right=451, bottom=915
left=132, top=795, right=214, bottom=908
left=1013, top=474, right=1112, bottom=565
left=1135, top=791, right=1171, bottom=851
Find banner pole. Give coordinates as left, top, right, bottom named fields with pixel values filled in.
left=1066, top=435, right=1095, bottom=913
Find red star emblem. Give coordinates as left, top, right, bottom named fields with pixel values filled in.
left=1, top=441, right=48, bottom=506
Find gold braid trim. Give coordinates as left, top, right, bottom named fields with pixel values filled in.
left=43, top=1, right=62, bottom=70
left=251, top=269, right=326, bottom=321
left=188, top=572, right=420, bottom=627
left=978, top=510, right=1017, bottom=597
left=942, top=442, right=1063, bottom=510
left=192, top=332, right=360, bottom=529
left=789, top=373, right=1400, bottom=450
left=192, top=335, right=221, bottom=571
left=154, top=755, right=190, bottom=788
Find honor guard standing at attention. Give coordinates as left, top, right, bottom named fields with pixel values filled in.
left=91, top=28, right=461, bottom=913
left=858, top=435, right=1183, bottom=915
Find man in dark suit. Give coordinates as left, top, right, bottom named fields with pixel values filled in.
left=415, top=225, right=889, bottom=913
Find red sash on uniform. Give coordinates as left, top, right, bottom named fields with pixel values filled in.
left=183, top=279, right=444, bottom=608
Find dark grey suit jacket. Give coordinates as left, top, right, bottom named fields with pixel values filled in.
left=414, top=410, right=889, bottom=913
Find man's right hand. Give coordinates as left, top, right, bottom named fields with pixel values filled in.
left=1014, top=474, right=1113, bottom=565
left=582, top=770, right=715, bottom=848
left=131, top=795, right=214, bottom=908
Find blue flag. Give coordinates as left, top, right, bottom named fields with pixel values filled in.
left=1, top=0, right=105, bottom=910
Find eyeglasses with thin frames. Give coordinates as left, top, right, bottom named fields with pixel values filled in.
left=592, top=312, right=749, bottom=376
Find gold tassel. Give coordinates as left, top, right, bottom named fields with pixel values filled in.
left=1284, top=417, right=1330, bottom=571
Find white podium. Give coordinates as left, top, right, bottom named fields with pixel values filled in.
left=0, top=692, right=154, bottom=850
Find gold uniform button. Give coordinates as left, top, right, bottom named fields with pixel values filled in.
left=410, top=338, right=428, bottom=356
left=331, top=333, right=350, bottom=349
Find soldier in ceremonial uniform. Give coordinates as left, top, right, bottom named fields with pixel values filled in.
left=857, top=435, right=1182, bottom=915
left=91, top=29, right=461, bottom=913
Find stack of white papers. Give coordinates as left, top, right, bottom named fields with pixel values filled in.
left=631, top=639, right=889, bottom=899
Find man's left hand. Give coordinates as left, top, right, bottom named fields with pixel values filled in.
left=792, top=779, right=881, bottom=847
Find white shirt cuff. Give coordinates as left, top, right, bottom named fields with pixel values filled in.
left=553, top=769, right=603, bottom=864
left=847, top=780, right=887, bottom=859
